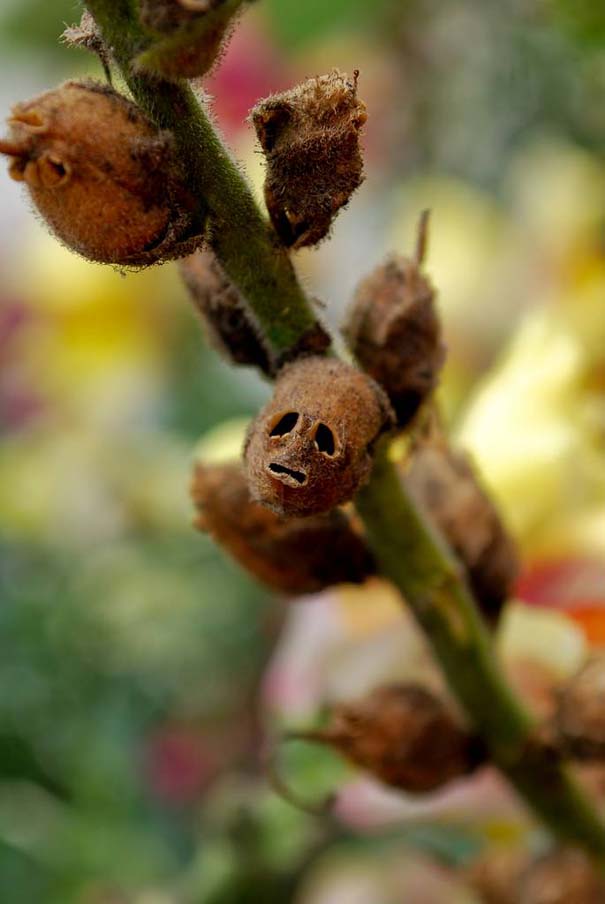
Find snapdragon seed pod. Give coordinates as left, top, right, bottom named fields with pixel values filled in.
left=405, top=439, right=519, bottom=623
left=297, top=684, right=481, bottom=793
left=244, top=356, right=394, bottom=517
left=0, top=81, right=205, bottom=266
left=345, top=213, right=445, bottom=426
left=556, top=655, right=605, bottom=759
left=191, top=461, right=375, bottom=594
left=252, top=70, right=367, bottom=249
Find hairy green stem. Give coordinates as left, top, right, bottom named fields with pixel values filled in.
left=87, top=0, right=605, bottom=858
left=86, top=0, right=324, bottom=365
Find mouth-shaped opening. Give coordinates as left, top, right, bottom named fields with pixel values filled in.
left=268, top=463, right=307, bottom=486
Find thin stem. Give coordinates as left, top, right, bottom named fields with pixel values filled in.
left=86, top=0, right=325, bottom=366
left=86, top=0, right=605, bottom=858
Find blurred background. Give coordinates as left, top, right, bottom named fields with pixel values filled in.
left=0, top=0, right=604, bottom=901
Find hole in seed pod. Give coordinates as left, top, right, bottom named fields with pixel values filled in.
left=268, top=463, right=307, bottom=484
left=314, top=423, right=336, bottom=456
left=270, top=412, right=299, bottom=437
left=39, top=154, right=70, bottom=188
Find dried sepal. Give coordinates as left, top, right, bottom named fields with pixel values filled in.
left=137, top=0, right=245, bottom=79
left=61, top=11, right=110, bottom=64
left=180, top=250, right=271, bottom=374
left=244, top=356, right=394, bottom=517
left=345, top=212, right=446, bottom=426
left=556, top=655, right=605, bottom=759
left=251, top=70, right=367, bottom=249
left=191, top=461, right=375, bottom=594
left=297, top=684, right=481, bottom=793
left=0, top=81, right=205, bottom=266
left=404, top=437, right=519, bottom=623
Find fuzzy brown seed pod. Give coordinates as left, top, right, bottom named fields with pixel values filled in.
left=244, top=356, right=394, bottom=518
left=466, top=848, right=528, bottom=904
left=404, top=439, right=519, bottom=623
left=191, top=461, right=375, bottom=593
left=556, top=656, right=605, bottom=759
left=344, top=213, right=446, bottom=426
left=137, top=0, right=245, bottom=79
left=0, top=81, right=204, bottom=266
left=251, top=70, right=367, bottom=249
left=180, top=250, right=271, bottom=374
left=299, top=684, right=481, bottom=793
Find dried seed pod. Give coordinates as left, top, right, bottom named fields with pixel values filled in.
left=298, top=684, right=481, bottom=793
left=0, top=81, right=204, bottom=266
left=520, top=849, right=605, bottom=904
left=405, top=439, right=519, bottom=623
left=344, top=212, right=446, bottom=426
left=138, top=0, right=245, bottom=79
left=466, top=848, right=528, bottom=904
left=556, top=656, right=605, bottom=759
left=251, top=70, right=367, bottom=249
left=244, top=356, right=394, bottom=517
left=180, top=250, right=271, bottom=374
left=191, top=461, right=375, bottom=593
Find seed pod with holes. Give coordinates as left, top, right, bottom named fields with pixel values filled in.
left=180, top=250, right=271, bottom=374
left=137, top=0, right=246, bottom=79
left=0, top=80, right=204, bottom=266
left=251, top=70, right=367, bottom=249
left=296, top=684, right=481, bottom=793
left=191, top=461, right=375, bottom=593
left=404, top=438, right=519, bottom=623
left=244, top=356, right=394, bottom=517
left=344, top=213, right=446, bottom=427
left=556, top=655, right=605, bottom=759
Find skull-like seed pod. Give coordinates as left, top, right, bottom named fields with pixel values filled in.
left=244, top=357, right=394, bottom=517
left=556, top=655, right=605, bottom=759
left=344, top=212, right=445, bottom=427
left=405, top=438, right=519, bottom=624
left=297, top=684, right=481, bottom=793
left=191, top=461, right=375, bottom=594
left=251, top=70, right=367, bottom=249
left=0, top=81, right=204, bottom=266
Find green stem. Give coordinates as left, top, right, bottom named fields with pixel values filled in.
left=86, top=0, right=325, bottom=366
left=86, top=0, right=605, bottom=858
left=356, top=443, right=605, bottom=857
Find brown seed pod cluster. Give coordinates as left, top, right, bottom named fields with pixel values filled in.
left=244, top=356, right=394, bottom=517
left=344, top=213, right=446, bottom=426
left=180, top=250, right=271, bottom=374
left=0, top=81, right=204, bottom=266
left=466, top=847, right=604, bottom=904
left=138, top=0, right=244, bottom=79
left=300, top=684, right=481, bottom=793
left=191, top=461, right=375, bottom=594
left=251, top=70, right=367, bottom=249
left=404, top=438, right=519, bottom=623
left=556, top=655, right=605, bottom=759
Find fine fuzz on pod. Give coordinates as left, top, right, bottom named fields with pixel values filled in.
left=556, top=655, right=605, bottom=759
left=344, top=212, right=446, bottom=427
left=405, top=438, right=519, bottom=623
left=191, top=461, right=375, bottom=594
left=180, top=250, right=271, bottom=375
left=297, top=684, right=481, bottom=793
left=251, top=70, right=367, bottom=249
left=244, top=356, right=394, bottom=518
left=0, top=81, right=204, bottom=266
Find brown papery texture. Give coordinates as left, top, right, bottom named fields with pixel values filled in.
left=180, top=249, right=271, bottom=374
left=404, top=439, right=519, bottom=624
left=0, top=81, right=204, bottom=266
left=317, top=684, right=480, bottom=792
left=244, top=356, right=394, bottom=517
left=251, top=70, right=367, bottom=249
left=345, top=251, right=445, bottom=427
left=191, top=461, right=375, bottom=593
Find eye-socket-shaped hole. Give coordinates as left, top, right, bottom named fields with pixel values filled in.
left=38, top=154, right=71, bottom=188
left=269, top=411, right=299, bottom=437
left=313, top=422, right=336, bottom=456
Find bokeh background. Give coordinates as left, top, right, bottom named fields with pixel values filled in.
left=0, top=1, right=604, bottom=901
